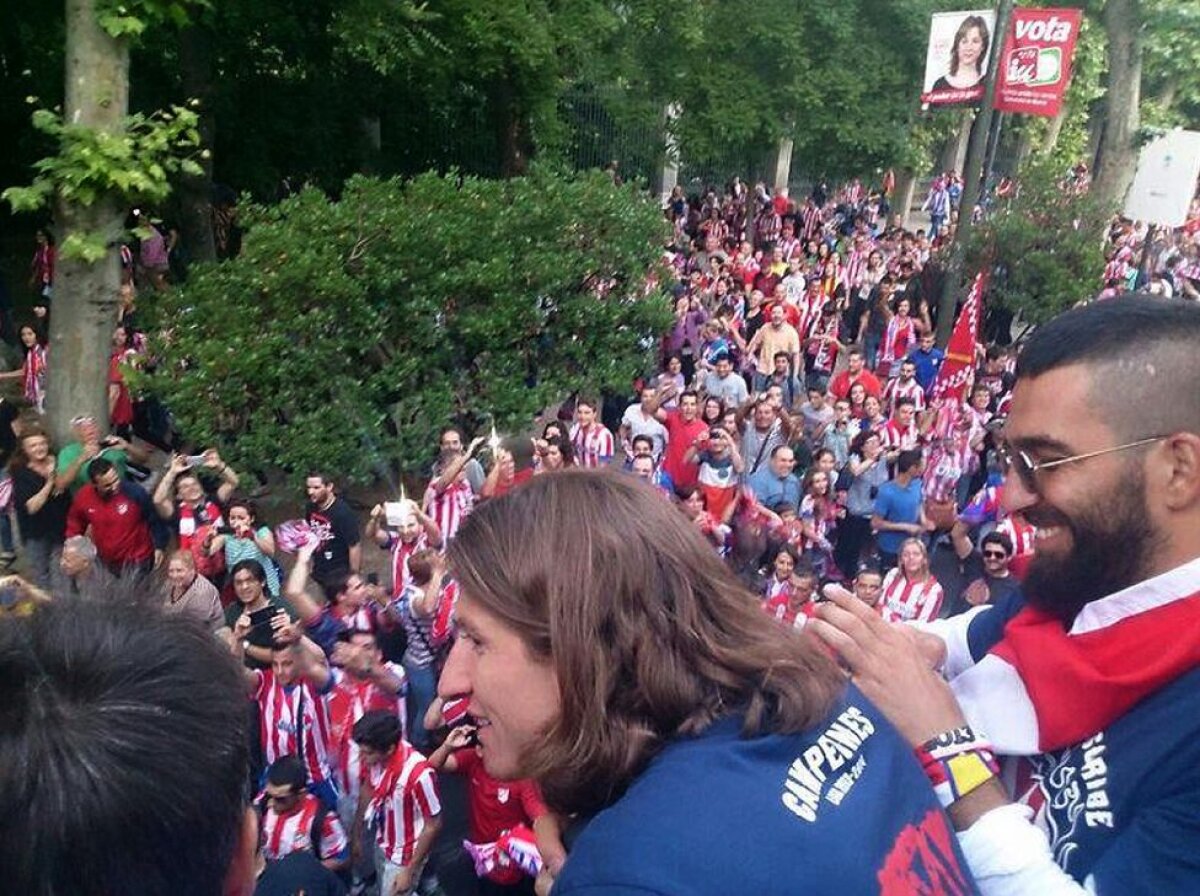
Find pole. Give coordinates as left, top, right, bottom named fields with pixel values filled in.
left=935, top=0, right=1015, bottom=345
left=982, top=111, right=1006, bottom=195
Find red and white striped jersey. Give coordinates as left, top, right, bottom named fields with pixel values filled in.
left=261, top=792, right=348, bottom=862
left=878, top=570, right=944, bottom=623
left=423, top=479, right=473, bottom=544
left=877, top=315, right=917, bottom=374
left=1102, top=258, right=1128, bottom=284
left=252, top=670, right=335, bottom=786
left=880, top=417, right=920, bottom=452
left=801, top=205, right=823, bottom=241
left=778, top=236, right=803, bottom=262
left=367, top=742, right=442, bottom=866
left=325, top=665, right=407, bottom=799
left=388, top=531, right=429, bottom=597
left=333, top=602, right=379, bottom=635
left=762, top=590, right=815, bottom=629
left=569, top=422, right=615, bottom=469
left=883, top=377, right=927, bottom=414
left=807, top=312, right=841, bottom=372
left=842, top=250, right=868, bottom=293
left=430, top=578, right=459, bottom=643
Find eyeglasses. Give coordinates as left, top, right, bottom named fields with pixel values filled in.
left=981, top=550, right=1008, bottom=560
left=996, top=435, right=1167, bottom=496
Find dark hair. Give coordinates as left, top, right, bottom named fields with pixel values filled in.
left=226, top=495, right=259, bottom=522
left=773, top=351, right=791, bottom=363
left=352, top=709, right=403, bottom=752
left=849, top=429, right=879, bottom=455
left=545, top=434, right=575, bottom=466
left=0, top=597, right=249, bottom=895
left=1016, top=297, right=1200, bottom=437
left=87, top=456, right=116, bottom=482
left=856, top=562, right=883, bottom=580
left=812, top=448, right=836, bottom=466
left=771, top=543, right=800, bottom=565
left=322, top=572, right=352, bottom=604
left=231, top=558, right=267, bottom=584
left=336, top=627, right=379, bottom=648
left=631, top=434, right=654, bottom=452
left=448, top=470, right=842, bottom=817
left=895, top=396, right=916, bottom=410
left=896, top=449, right=924, bottom=475
left=266, top=754, right=307, bottom=792
left=981, top=531, right=1014, bottom=555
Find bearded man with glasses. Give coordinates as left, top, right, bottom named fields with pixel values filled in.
left=812, top=297, right=1200, bottom=893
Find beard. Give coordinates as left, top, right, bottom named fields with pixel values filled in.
left=1022, top=466, right=1164, bottom=625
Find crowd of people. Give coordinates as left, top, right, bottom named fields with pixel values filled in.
left=3, top=173, right=1200, bottom=896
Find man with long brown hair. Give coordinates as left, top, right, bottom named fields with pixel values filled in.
left=438, top=470, right=975, bottom=894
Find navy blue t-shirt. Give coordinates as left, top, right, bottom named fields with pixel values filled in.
left=966, top=597, right=1200, bottom=891
left=554, top=685, right=977, bottom=895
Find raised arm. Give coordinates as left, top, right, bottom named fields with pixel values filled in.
left=201, top=448, right=240, bottom=503
left=285, top=541, right=326, bottom=624
left=153, top=454, right=189, bottom=519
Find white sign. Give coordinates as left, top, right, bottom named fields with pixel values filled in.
left=1123, top=129, right=1200, bottom=227
left=921, top=10, right=998, bottom=107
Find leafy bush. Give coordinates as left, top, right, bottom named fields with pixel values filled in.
left=138, top=168, right=672, bottom=479
left=965, top=160, right=1107, bottom=324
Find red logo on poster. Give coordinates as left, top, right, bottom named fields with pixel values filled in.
left=994, top=8, right=1083, bottom=117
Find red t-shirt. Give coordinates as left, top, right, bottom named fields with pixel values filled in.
left=829, top=368, right=883, bottom=401
left=661, top=410, right=708, bottom=491
left=453, top=748, right=547, bottom=884
left=108, top=351, right=135, bottom=426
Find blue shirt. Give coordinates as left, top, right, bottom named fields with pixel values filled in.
left=906, top=346, right=945, bottom=392
left=873, top=477, right=924, bottom=554
left=965, top=595, right=1200, bottom=891
left=555, top=686, right=977, bottom=896
left=746, top=467, right=801, bottom=509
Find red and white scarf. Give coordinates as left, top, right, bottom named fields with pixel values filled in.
left=945, top=558, right=1200, bottom=754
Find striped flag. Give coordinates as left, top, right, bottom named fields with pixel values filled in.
left=930, top=273, right=985, bottom=405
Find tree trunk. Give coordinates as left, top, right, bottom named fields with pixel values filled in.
left=891, top=168, right=918, bottom=229
left=1041, top=107, right=1068, bottom=154
left=491, top=74, right=531, bottom=177
left=176, top=25, right=216, bottom=265
left=47, top=0, right=129, bottom=445
left=358, top=114, right=382, bottom=175
left=1091, top=0, right=1142, bottom=214
left=940, top=110, right=974, bottom=174
left=1013, top=122, right=1035, bottom=169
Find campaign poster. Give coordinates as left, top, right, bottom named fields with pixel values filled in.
left=921, top=10, right=997, bottom=107
left=994, top=8, right=1084, bottom=117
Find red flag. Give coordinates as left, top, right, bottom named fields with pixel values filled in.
left=931, top=273, right=985, bottom=404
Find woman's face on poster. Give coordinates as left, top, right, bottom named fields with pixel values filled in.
left=956, top=25, right=985, bottom=71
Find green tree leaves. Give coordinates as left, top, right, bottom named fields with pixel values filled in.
left=139, top=169, right=672, bottom=480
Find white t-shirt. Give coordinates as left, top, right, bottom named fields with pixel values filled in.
left=621, top=405, right=670, bottom=458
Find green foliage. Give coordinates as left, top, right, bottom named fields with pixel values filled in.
left=96, top=0, right=209, bottom=40
left=2, top=102, right=205, bottom=255
left=964, top=160, right=1106, bottom=324
left=137, top=169, right=673, bottom=480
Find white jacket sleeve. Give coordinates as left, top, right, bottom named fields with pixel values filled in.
left=911, top=605, right=991, bottom=680
left=958, top=804, right=1095, bottom=895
